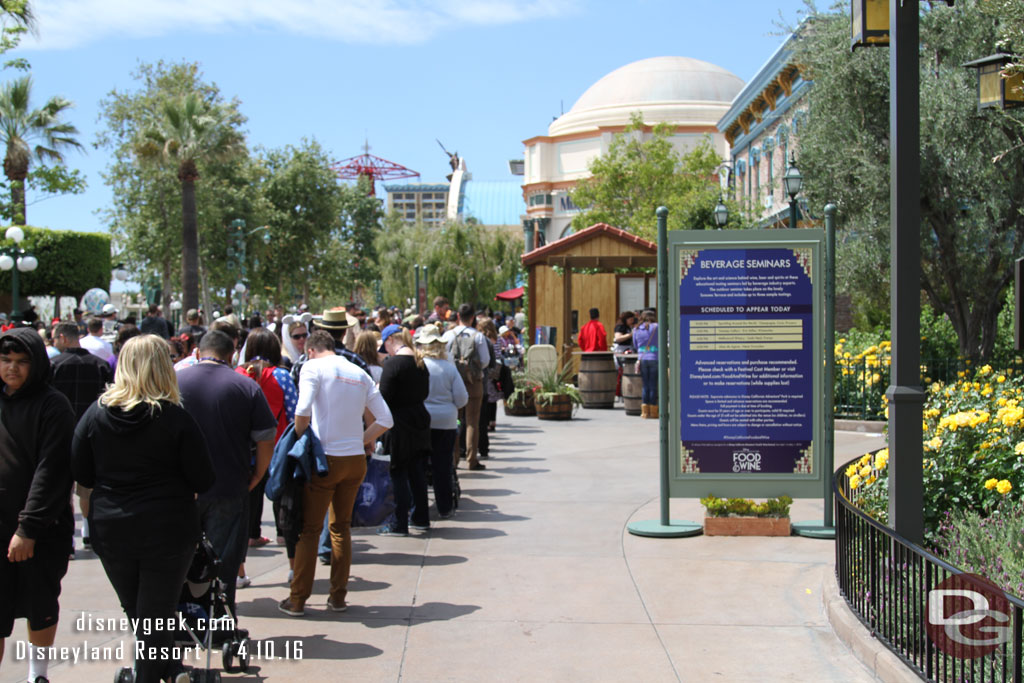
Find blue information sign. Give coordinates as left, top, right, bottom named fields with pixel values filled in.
left=679, top=247, right=814, bottom=474
left=668, top=230, right=824, bottom=499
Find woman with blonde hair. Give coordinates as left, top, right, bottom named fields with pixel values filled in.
left=71, top=335, right=214, bottom=683
left=416, top=324, right=467, bottom=518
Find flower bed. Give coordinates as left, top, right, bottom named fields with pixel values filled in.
left=844, top=362, right=1023, bottom=595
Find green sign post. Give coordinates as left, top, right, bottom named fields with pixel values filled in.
left=628, top=207, right=830, bottom=538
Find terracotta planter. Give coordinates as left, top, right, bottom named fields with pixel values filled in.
left=703, top=516, right=791, bottom=537
left=536, top=394, right=574, bottom=420
left=504, top=392, right=536, bottom=416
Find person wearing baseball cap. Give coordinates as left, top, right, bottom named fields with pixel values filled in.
left=377, top=324, right=403, bottom=355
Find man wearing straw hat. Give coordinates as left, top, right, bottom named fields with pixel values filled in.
left=291, top=309, right=369, bottom=379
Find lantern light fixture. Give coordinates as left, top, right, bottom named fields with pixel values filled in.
left=963, top=53, right=1024, bottom=111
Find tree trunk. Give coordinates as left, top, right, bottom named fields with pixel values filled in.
left=180, top=175, right=199, bottom=311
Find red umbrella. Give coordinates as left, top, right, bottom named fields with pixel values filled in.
left=494, top=286, right=524, bottom=301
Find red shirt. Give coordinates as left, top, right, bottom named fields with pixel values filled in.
left=577, top=320, right=608, bottom=352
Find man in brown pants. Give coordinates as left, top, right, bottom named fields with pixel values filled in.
left=443, top=304, right=490, bottom=471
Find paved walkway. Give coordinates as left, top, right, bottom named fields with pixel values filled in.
left=0, top=407, right=887, bottom=682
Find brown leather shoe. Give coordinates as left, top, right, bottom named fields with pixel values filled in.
left=468, top=461, right=486, bottom=470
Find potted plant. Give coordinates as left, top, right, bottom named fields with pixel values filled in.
left=699, top=495, right=793, bottom=536
left=505, top=372, right=539, bottom=416
left=533, top=363, right=583, bottom=421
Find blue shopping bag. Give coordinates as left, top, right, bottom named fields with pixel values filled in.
left=351, top=452, right=395, bottom=527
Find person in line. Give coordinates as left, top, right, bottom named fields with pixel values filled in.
left=71, top=335, right=214, bottom=683
left=426, top=296, right=450, bottom=324
left=50, top=322, right=114, bottom=554
left=442, top=304, right=490, bottom=471
left=176, top=308, right=206, bottom=339
left=108, top=324, right=142, bottom=375
left=281, top=319, right=308, bottom=367
left=633, top=309, right=659, bottom=419
left=177, top=330, right=277, bottom=618
left=377, top=325, right=432, bottom=536
left=612, top=311, right=636, bottom=362
left=0, top=328, right=77, bottom=683
left=234, top=327, right=298, bottom=588
left=577, top=307, right=608, bottom=352
left=416, top=325, right=467, bottom=519
left=138, top=304, right=170, bottom=339
left=291, top=309, right=369, bottom=382
left=80, top=317, right=114, bottom=364
left=476, top=318, right=501, bottom=445
left=352, top=330, right=384, bottom=384
left=279, top=330, right=392, bottom=617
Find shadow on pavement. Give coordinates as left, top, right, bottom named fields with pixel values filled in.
left=485, top=466, right=550, bottom=475
left=457, top=488, right=519, bottom=497
left=424, top=526, right=507, bottom=540
left=259, top=633, right=383, bottom=660
left=317, top=576, right=391, bottom=592
left=352, top=552, right=468, bottom=566
left=351, top=602, right=481, bottom=626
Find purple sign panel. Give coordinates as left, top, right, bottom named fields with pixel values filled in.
left=679, top=247, right=814, bottom=475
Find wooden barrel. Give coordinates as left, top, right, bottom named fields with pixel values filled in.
left=536, top=394, right=574, bottom=420
left=577, top=351, right=616, bottom=408
left=620, top=358, right=642, bottom=416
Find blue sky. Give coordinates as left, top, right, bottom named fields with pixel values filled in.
left=13, top=0, right=812, bottom=238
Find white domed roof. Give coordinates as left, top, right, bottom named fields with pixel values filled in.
left=549, top=56, right=744, bottom=137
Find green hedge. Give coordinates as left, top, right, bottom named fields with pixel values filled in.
left=0, top=226, right=111, bottom=298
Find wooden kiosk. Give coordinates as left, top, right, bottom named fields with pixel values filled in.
left=522, top=223, right=657, bottom=370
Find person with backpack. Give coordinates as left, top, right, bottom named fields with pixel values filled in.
left=442, top=304, right=490, bottom=471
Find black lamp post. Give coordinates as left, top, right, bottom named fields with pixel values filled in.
left=783, top=154, right=803, bottom=228
left=712, top=196, right=729, bottom=228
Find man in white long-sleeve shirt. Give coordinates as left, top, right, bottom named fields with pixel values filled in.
left=279, top=330, right=393, bottom=617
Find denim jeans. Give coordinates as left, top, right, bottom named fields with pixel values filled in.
left=430, top=429, right=456, bottom=516
left=640, top=359, right=659, bottom=405
left=198, top=495, right=249, bottom=617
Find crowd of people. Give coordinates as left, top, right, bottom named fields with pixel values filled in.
left=0, top=295, right=526, bottom=683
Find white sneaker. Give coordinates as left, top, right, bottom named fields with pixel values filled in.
left=236, top=575, right=251, bottom=589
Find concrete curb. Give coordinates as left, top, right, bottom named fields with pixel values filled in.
left=822, top=573, right=924, bottom=682
left=835, top=419, right=886, bottom=434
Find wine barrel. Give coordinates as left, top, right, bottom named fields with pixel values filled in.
left=536, top=394, right=573, bottom=420
left=577, top=351, right=616, bottom=408
left=620, top=358, right=641, bottom=416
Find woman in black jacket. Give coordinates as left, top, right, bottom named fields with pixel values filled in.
left=72, top=334, right=215, bottom=683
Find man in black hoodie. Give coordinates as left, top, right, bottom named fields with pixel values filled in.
left=0, top=327, right=76, bottom=683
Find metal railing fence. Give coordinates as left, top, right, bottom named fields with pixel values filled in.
left=834, top=457, right=1024, bottom=682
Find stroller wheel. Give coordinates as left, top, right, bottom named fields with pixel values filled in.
left=221, top=641, right=237, bottom=673
left=115, top=666, right=134, bottom=683
left=238, top=637, right=252, bottom=672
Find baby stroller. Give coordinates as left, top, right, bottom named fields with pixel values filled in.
left=115, top=535, right=252, bottom=683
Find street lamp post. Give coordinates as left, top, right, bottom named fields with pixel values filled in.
left=783, top=154, right=803, bottom=228
left=0, top=227, right=38, bottom=321
left=227, top=220, right=270, bottom=317
left=713, top=197, right=729, bottom=228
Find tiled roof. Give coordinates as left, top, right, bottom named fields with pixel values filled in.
left=522, top=223, right=656, bottom=266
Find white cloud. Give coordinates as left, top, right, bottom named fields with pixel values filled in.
left=22, top=0, right=578, bottom=50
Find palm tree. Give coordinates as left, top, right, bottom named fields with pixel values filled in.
left=0, top=75, right=82, bottom=224
left=137, top=93, right=245, bottom=311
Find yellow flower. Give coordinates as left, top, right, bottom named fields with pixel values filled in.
left=865, top=475, right=877, bottom=485
left=1014, top=442, right=1024, bottom=456
left=859, top=465, right=871, bottom=478
left=997, top=480, right=1013, bottom=495
left=998, top=375, right=1006, bottom=383
left=849, top=474, right=862, bottom=490
left=875, top=451, right=889, bottom=468
left=924, top=437, right=943, bottom=452
left=845, top=464, right=859, bottom=478
left=859, top=454, right=871, bottom=467
left=985, top=478, right=999, bottom=490
left=979, top=364, right=993, bottom=377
